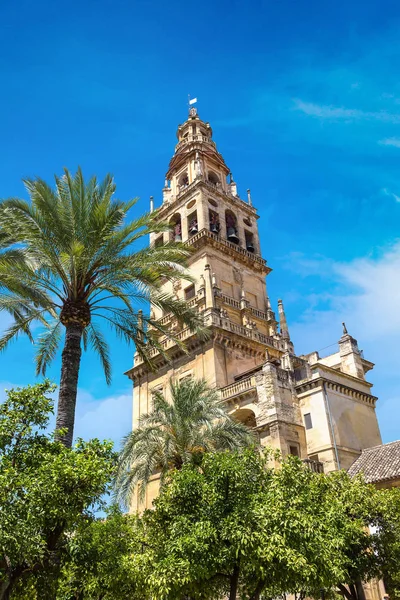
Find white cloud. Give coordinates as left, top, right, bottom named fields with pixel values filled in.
left=293, top=99, right=400, bottom=124
left=0, top=380, right=132, bottom=449
left=379, top=137, right=400, bottom=148
left=292, top=241, right=400, bottom=345
left=74, top=389, right=132, bottom=449
left=289, top=242, right=400, bottom=443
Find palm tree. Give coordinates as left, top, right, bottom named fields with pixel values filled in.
left=0, top=168, right=207, bottom=447
left=115, top=377, right=255, bottom=507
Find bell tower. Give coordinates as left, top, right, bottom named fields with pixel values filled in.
left=125, top=106, right=308, bottom=509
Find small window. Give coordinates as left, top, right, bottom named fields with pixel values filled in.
left=289, top=445, right=299, bottom=457
left=304, top=413, right=313, bottom=430
left=154, top=236, right=163, bottom=248
left=309, top=453, right=319, bottom=462
left=185, top=285, right=195, bottom=300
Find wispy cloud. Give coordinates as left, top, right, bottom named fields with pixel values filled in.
left=293, top=99, right=400, bottom=124
left=381, top=188, right=400, bottom=203
left=379, top=137, right=400, bottom=147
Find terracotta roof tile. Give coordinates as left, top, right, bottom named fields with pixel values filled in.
left=348, top=440, right=400, bottom=483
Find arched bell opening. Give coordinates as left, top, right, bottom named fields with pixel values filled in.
left=232, top=408, right=257, bottom=429
left=245, top=230, right=255, bottom=253
left=209, top=209, right=220, bottom=234
left=208, top=171, right=220, bottom=187
left=225, top=210, right=239, bottom=245
left=187, top=210, right=198, bottom=237
left=178, top=171, right=189, bottom=192
left=170, top=213, right=182, bottom=242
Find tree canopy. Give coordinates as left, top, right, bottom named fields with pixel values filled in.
left=132, top=449, right=400, bottom=600
left=0, top=382, right=116, bottom=599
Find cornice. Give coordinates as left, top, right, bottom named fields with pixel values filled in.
left=296, top=376, right=378, bottom=407
left=156, top=179, right=258, bottom=220
left=311, top=362, right=373, bottom=389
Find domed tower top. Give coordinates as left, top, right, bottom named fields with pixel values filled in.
left=165, top=106, right=230, bottom=192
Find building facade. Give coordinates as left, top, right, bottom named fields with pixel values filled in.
left=125, top=107, right=382, bottom=511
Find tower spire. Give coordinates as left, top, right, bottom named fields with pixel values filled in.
left=278, top=299, right=290, bottom=340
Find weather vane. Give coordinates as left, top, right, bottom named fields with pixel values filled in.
left=188, top=95, right=198, bottom=115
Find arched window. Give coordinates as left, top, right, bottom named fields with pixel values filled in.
left=170, top=213, right=182, bottom=242
left=245, top=230, right=255, bottom=253
left=208, top=171, right=219, bottom=186
left=225, top=210, right=239, bottom=244
left=187, top=210, right=198, bottom=236
left=178, top=172, right=189, bottom=190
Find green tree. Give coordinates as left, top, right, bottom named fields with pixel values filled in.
left=0, top=382, right=115, bottom=599
left=373, top=488, right=400, bottom=600
left=57, top=507, right=145, bottom=600
left=115, top=378, right=255, bottom=507
left=0, top=168, right=207, bottom=446
left=134, top=449, right=396, bottom=600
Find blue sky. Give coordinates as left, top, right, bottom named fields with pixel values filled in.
left=1, top=0, right=400, bottom=447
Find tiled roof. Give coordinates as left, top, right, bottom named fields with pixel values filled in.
left=348, top=440, right=400, bottom=484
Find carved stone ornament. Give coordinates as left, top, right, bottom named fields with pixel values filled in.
left=233, top=268, right=243, bottom=285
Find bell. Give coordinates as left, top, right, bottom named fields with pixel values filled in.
left=189, top=222, right=198, bottom=235
left=227, top=226, right=239, bottom=244
left=210, top=223, right=219, bottom=233
left=246, top=242, right=254, bottom=253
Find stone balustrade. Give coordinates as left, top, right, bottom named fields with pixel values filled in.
left=302, top=458, right=324, bottom=474
left=134, top=309, right=285, bottom=366
left=187, top=229, right=266, bottom=267
left=220, top=376, right=256, bottom=400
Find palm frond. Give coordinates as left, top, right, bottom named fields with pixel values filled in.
left=35, top=320, right=63, bottom=376
left=86, top=322, right=112, bottom=385
left=114, top=378, right=255, bottom=508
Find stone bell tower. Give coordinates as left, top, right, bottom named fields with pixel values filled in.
left=125, top=106, right=309, bottom=509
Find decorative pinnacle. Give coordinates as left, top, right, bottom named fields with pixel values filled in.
left=342, top=322, right=348, bottom=335
left=150, top=196, right=154, bottom=212
left=278, top=299, right=290, bottom=340
left=247, top=189, right=252, bottom=206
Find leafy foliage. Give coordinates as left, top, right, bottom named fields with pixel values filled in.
left=132, top=449, right=400, bottom=600
left=115, top=378, right=255, bottom=507
left=57, top=507, right=145, bottom=600
left=0, top=382, right=116, bottom=599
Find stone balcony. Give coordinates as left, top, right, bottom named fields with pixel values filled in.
left=217, top=293, right=274, bottom=322
left=132, top=309, right=286, bottom=368
left=220, top=375, right=256, bottom=401
left=187, top=229, right=270, bottom=273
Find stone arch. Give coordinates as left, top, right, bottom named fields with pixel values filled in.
left=225, top=209, right=239, bottom=244
left=232, top=408, right=257, bottom=428
left=208, top=170, right=219, bottom=186
left=170, top=212, right=182, bottom=242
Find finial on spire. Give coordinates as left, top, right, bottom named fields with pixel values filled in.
left=247, top=189, right=252, bottom=206
left=278, top=299, right=290, bottom=340
left=150, top=196, right=154, bottom=213
left=342, top=322, right=348, bottom=335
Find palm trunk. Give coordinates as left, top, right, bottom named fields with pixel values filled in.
left=55, top=322, right=83, bottom=447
